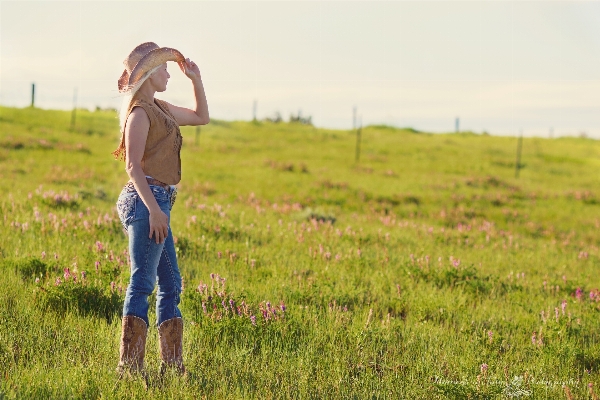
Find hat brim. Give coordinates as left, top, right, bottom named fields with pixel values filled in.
left=119, top=47, right=185, bottom=92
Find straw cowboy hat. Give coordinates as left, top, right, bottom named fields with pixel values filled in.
left=118, top=42, right=185, bottom=92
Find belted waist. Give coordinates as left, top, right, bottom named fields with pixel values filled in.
left=145, top=177, right=171, bottom=191
left=123, top=178, right=174, bottom=194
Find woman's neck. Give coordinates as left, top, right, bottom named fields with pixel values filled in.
left=137, top=84, right=156, bottom=102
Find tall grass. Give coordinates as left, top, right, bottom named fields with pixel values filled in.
left=1, top=105, right=600, bottom=398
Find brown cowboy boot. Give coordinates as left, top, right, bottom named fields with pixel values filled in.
left=117, top=315, right=148, bottom=377
left=158, top=317, right=186, bottom=375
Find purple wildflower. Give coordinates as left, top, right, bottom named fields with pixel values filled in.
left=81, top=271, right=86, bottom=280
left=481, top=363, right=488, bottom=374
left=576, top=287, right=583, bottom=300
left=250, top=315, right=256, bottom=326
left=95, top=261, right=100, bottom=272
left=222, top=300, right=227, bottom=310
left=63, top=268, right=71, bottom=280
left=55, top=277, right=62, bottom=286
left=531, top=331, right=537, bottom=345
left=280, top=302, right=286, bottom=312
left=202, top=302, right=207, bottom=314
left=561, top=300, right=567, bottom=315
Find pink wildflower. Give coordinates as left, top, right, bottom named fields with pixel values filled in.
left=561, top=300, right=567, bottom=315
left=481, top=363, right=488, bottom=374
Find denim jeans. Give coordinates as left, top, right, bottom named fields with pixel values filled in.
left=116, top=182, right=181, bottom=327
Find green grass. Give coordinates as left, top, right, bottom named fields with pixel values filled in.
left=1, top=105, right=600, bottom=398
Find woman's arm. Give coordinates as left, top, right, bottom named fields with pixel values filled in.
left=166, top=58, right=209, bottom=126
left=125, top=108, right=169, bottom=244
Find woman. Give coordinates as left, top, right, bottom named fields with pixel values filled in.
left=113, top=42, right=209, bottom=377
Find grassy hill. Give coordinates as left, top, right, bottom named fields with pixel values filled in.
left=1, top=105, right=600, bottom=398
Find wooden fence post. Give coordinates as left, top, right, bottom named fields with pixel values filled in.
left=355, top=116, right=362, bottom=163
left=515, top=130, right=523, bottom=178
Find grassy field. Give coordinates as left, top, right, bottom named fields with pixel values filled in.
left=1, top=105, right=600, bottom=399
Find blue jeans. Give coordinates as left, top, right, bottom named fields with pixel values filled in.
left=116, top=182, right=182, bottom=327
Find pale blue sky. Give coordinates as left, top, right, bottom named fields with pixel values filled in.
left=1, top=1, right=600, bottom=136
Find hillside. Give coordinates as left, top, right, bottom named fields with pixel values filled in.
left=1, top=105, right=600, bottom=398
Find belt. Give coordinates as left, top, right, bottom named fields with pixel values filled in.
left=146, top=177, right=171, bottom=192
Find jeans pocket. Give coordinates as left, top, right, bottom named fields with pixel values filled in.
left=116, top=193, right=137, bottom=231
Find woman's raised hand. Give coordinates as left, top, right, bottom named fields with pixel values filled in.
left=179, top=58, right=201, bottom=80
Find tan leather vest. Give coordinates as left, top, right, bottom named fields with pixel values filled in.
left=115, top=92, right=183, bottom=185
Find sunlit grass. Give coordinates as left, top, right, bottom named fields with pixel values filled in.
left=1, top=105, right=600, bottom=398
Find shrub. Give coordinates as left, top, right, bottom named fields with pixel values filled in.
left=35, top=280, right=122, bottom=322
left=1, top=257, right=50, bottom=281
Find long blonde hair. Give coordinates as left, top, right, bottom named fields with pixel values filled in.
left=113, top=65, right=161, bottom=160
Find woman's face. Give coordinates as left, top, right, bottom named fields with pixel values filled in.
left=150, top=63, right=170, bottom=92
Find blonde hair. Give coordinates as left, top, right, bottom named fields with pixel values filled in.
left=113, top=65, right=161, bottom=160
left=118, top=64, right=161, bottom=133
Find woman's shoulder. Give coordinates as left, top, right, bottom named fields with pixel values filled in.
left=129, top=98, right=160, bottom=125
left=153, top=98, right=177, bottom=120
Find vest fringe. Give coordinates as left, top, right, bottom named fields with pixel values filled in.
left=112, top=134, right=126, bottom=161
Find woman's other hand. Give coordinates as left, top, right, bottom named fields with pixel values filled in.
left=149, top=209, right=169, bottom=244
left=179, top=58, right=201, bottom=81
